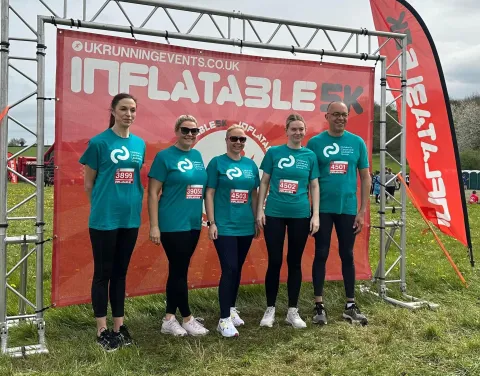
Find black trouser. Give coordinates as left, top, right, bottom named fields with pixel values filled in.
left=312, top=213, right=356, bottom=299
left=386, top=186, right=395, bottom=198
left=263, top=216, right=310, bottom=307
left=214, top=235, right=254, bottom=318
left=161, top=230, right=201, bottom=317
left=89, top=227, right=139, bottom=318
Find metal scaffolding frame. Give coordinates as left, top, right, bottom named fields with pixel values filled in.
left=0, top=0, right=435, bottom=357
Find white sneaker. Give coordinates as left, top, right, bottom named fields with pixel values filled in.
left=161, top=316, right=187, bottom=336
left=285, top=307, right=307, bottom=329
left=217, top=317, right=239, bottom=337
left=182, top=316, right=209, bottom=336
left=260, top=306, right=275, bottom=327
left=230, top=307, right=245, bottom=327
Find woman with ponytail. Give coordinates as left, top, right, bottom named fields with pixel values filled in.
left=79, top=93, right=146, bottom=351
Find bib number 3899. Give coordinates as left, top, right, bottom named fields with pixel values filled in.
left=115, top=168, right=134, bottom=184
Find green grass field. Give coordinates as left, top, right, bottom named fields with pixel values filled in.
left=0, top=183, right=478, bottom=376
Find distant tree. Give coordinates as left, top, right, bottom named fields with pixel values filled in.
left=452, top=99, right=480, bottom=152
left=18, top=138, right=26, bottom=146
left=8, top=138, right=20, bottom=146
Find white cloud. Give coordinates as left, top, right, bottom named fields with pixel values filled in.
left=0, top=0, right=477, bottom=143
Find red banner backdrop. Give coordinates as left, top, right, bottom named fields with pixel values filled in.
left=370, top=0, right=472, bottom=250
left=53, top=30, right=374, bottom=307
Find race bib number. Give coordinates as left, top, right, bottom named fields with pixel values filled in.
left=230, top=189, right=249, bottom=204
left=186, top=185, right=203, bottom=199
left=279, top=179, right=298, bottom=194
left=115, top=168, right=134, bottom=184
left=329, top=161, right=348, bottom=174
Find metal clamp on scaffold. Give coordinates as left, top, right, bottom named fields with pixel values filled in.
left=0, top=41, right=10, bottom=53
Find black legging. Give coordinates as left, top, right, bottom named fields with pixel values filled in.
left=89, top=227, right=139, bottom=318
left=214, top=235, right=254, bottom=318
left=263, top=216, right=310, bottom=307
left=312, top=213, right=356, bottom=299
left=161, top=230, right=201, bottom=317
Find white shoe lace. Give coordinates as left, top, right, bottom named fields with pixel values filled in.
left=188, top=317, right=206, bottom=332
left=231, top=307, right=240, bottom=317
left=264, top=307, right=275, bottom=318
left=289, top=308, right=301, bottom=321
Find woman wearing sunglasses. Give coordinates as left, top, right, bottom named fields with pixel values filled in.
left=257, top=113, right=320, bottom=329
left=148, top=115, right=209, bottom=336
left=205, top=125, right=260, bottom=337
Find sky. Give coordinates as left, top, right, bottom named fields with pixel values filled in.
left=1, top=0, right=478, bottom=144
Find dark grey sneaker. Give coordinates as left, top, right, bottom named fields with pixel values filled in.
left=312, top=304, right=327, bottom=325
left=343, top=303, right=368, bottom=326
left=113, top=324, right=134, bottom=347
left=97, top=329, right=120, bottom=352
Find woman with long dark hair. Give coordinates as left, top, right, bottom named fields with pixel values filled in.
left=80, top=93, right=146, bottom=351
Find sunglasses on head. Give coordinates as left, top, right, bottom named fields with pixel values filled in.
left=229, top=136, right=247, bottom=143
left=180, top=126, right=200, bottom=136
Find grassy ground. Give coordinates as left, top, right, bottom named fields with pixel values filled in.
left=7, top=146, right=39, bottom=157
left=0, top=184, right=479, bottom=376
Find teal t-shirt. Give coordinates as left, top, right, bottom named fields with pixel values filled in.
left=148, top=146, right=207, bottom=232
left=306, top=130, right=369, bottom=215
left=79, top=128, right=146, bottom=230
left=206, top=154, right=260, bottom=236
left=260, top=144, right=320, bottom=219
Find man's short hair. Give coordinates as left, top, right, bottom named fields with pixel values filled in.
left=326, top=101, right=347, bottom=112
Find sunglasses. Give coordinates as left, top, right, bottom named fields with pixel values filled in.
left=229, top=136, right=247, bottom=143
left=180, top=126, right=200, bottom=136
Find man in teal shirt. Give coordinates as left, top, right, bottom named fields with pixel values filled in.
left=306, top=101, right=371, bottom=325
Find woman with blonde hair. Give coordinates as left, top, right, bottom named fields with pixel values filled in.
left=148, top=115, right=209, bottom=336
left=205, top=124, right=260, bottom=337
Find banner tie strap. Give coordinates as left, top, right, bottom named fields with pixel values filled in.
left=35, top=237, right=52, bottom=245
left=291, top=45, right=296, bottom=56
left=70, top=18, right=75, bottom=28
left=51, top=16, right=57, bottom=27
left=130, top=26, right=136, bottom=41
left=35, top=305, right=53, bottom=314
left=164, top=30, right=170, bottom=44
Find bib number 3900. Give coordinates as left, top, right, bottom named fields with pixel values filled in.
left=279, top=179, right=298, bottom=194
left=115, top=168, right=134, bottom=184
left=186, top=185, right=203, bottom=199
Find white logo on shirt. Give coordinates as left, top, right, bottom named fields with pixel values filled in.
left=177, top=158, right=193, bottom=172
left=110, top=146, right=130, bottom=164
left=278, top=155, right=295, bottom=169
left=323, top=143, right=340, bottom=158
left=226, top=167, right=243, bottom=180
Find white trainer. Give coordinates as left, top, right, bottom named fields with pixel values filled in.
left=285, top=307, right=307, bottom=329
left=182, top=316, right=209, bottom=336
left=161, top=316, right=187, bottom=336
left=260, top=306, right=275, bottom=327
left=230, top=307, right=245, bottom=327
left=217, top=317, right=239, bottom=337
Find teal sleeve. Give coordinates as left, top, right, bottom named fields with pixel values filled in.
left=310, top=154, right=320, bottom=180
left=206, top=157, right=218, bottom=189
left=358, top=139, right=369, bottom=169
left=306, top=138, right=315, bottom=153
left=148, top=152, right=168, bottom=182
left=79, top=140, right=99, bottom=170
left=253, top=163, right=260, bottom=188
left=260, top=149, right=273, bottom=174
